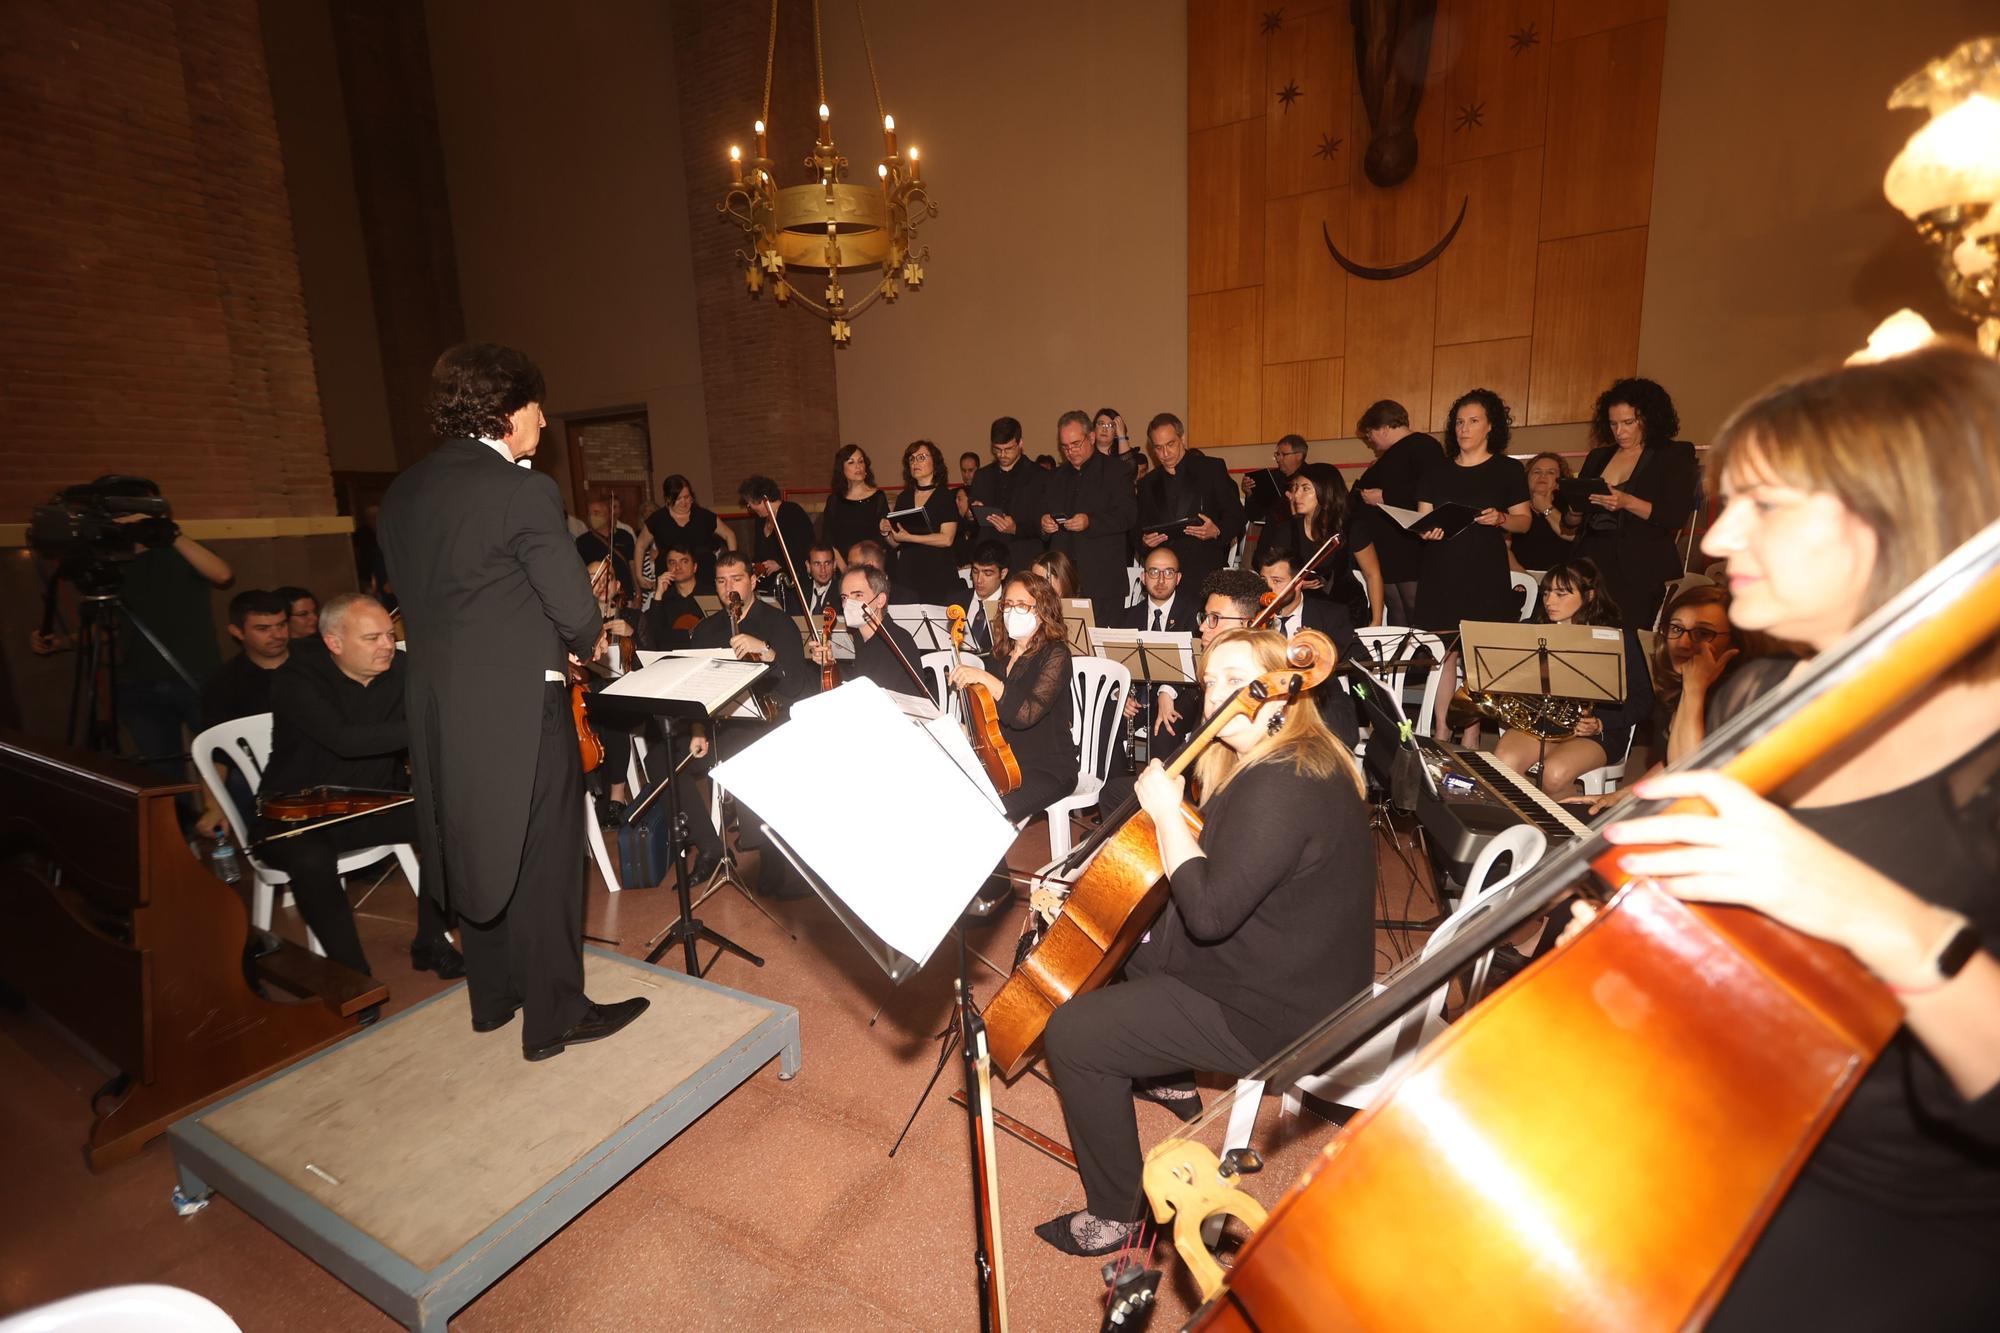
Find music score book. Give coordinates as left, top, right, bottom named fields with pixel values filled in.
left=884, top=505, right=935, bottom=536
left=616, top=650, right=767, bottom=719
left=1378, top=501, right=1482, bottom=541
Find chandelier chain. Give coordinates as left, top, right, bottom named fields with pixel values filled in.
left=760, top=0, right=778, bottom=127
left=855, top=0, right=886, bottom=125
left=811, top=0, right=827, bottom=108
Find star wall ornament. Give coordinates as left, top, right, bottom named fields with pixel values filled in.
left=1261, top=9, right=1284, bottom=35
left=1277, top=79, right=1302, bottom=110
left=1508, top=22, right=1539, bottom=54
left=1314, top=133, right=1342, bottom=160
left=1453, top=101, right=1486, bottom=132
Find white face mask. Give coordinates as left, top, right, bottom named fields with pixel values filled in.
left=1003, top=607, right=1039, bottom=641
left=843, top=597, right=868, bottom=629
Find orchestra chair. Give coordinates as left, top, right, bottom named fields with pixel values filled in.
left=1576, top=726, right=1637, bottom=798
left=918, top=649, right=966, bottom=723
left=1351, top=627, right=1452, bottom=737
left=1509, top=569, right=1539, bottom=621
left=1042, top=657, right=1130, bottom=860
left=1126, top=563, right=1144, bottom=607
left=1206, top=823, right=1546, bottom=1244
left=190, top=714, right=422, bottom=957
left=0, top=1285, right=241, bottom=1333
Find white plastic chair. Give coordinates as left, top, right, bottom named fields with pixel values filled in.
left=0, top=1285, right=241, bottom=1333
left=1041, top=657, right=1130, bottom=859
left=1509, top=570, right=1538, bottom=620
left=1207, top=824, right=1545, bottom=1243
left=1577, top=725, right=1637, bottom=797
left=1351, top=627, right=1452, bottom=737
left=1126, top=563, right=1145, bottom=607
left=918, top=649, right=964, bottom=722
left=191, top=715, right=422, bottom=957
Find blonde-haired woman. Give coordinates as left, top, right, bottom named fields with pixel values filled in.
left=1589, top=342, right=2000, bottom=1326
left=1036, top=627, right=1375, bottom=1256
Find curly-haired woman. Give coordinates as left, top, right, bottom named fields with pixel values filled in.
left=1569, top=377, right=1700, bottom=631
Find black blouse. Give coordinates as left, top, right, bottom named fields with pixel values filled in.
left=645, top=506, right=726, bottom=588
left=820, top=489, right=889, bottom=561
left=890, top=484, right=963, bottom=605
left=987, top=637, right=1076, bottom=787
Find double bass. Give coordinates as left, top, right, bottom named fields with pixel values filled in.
left=981, top=631, right=1337, bottom=1079
left=1140, top=517, right=2000, bottom=1329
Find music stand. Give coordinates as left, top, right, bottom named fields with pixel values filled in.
left=1059, top=599, right=1097, bottom=655
left=1458, top=619, right=1625, bottom=775
left=1091, top=628, right=1196, bottom=765
left=887, top=603, right=955, bottom=652
left=588, top=653, right=775, bottom=975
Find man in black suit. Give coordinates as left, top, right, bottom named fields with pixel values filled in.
left=1240, top=433, right=1309, bottom=530
left=1114, top=545, right=1201, bottom=743
left=1251, top=544, right=1363, bottom=747
left=956, top=539, right=1009, bottom=655
left=379, top=343, right=646, bottom=1061
left=800, top=544, right=839, bottom=618
left=1136, top=412, right=1243, bottom=593
left=966, top=416, right=1046, bottom=575
left=1041, top=409, right=1137, bottom=624
left=641, top=543, right=704, bottom=651
left=809, top=563, right=924, bottom=696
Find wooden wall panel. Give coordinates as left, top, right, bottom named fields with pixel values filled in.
left=1190, top=119, right=1267, bottom=294
left=1264, top=188, right=1347, bottom=362
left=1189, top=0, right=1267, bottom=131
left=1343, top=268, right=1438, bottom=431
left=1437, top=147, right=1543, bottom=343
left=1552, top=0, right=1666, bottom=42
left=1527, top=227, right=1648, bottom=424
left=1540, top=19, right=1665, bottom=239
left=1190, top=288, right=1264, bottom=446
left=1430, top=337, right=1533, bottom=432
left=1265, top=6, right=1353, bottom=199
left=1263, top=357, right=1345, bottom=442
left=1439, top=0, right=1553, bottom=162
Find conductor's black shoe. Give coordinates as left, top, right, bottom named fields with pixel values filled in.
left=410, top=938, right=466, bottom=980
left=522, top=997, right=650, bottom=1062
left=471, top=1003, right=520, bottom=1034
left=962, top=878, right=1015, bottom=919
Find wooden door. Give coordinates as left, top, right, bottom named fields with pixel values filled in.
left=562, top=411, right=653, bottom=532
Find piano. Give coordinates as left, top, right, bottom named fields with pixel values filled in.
left=1409, top=738, right=1597, bottom=885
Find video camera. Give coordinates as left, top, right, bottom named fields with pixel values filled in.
left=28, top=475, right=178, bottom=593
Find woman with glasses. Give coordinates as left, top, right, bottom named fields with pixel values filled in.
left=882, top=439, right=962, bottom=606
left=1651, top=583, right=1741, bottom=762
left=1287, top=461, right=1383, bottom=627
left=1490, top=558, right=1651, bottom=797
left=1570, top=377, right=1700, bottom=632
left=820, top=443, right=888, bottom=570
left=1512, top=451, right=1576, bottom=573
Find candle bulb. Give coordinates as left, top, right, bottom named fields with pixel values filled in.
left=818, top=102, right=831, bottom=132
left=877, top=161, right=889, bottom=195
left=729, top=145, right=743, bottom=185
left=908, top=145, right=921, bottom=183
left=883, top=113, right=897, bottom=156
left=754, top=119, right=767, bottom=158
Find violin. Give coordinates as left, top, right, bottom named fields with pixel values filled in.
left=570, top=558, right=615, bottom=774
left=728, top=593, right=780, bottom=722
left=947, top=605, right=1021, bottom=797
left=593, top=557, right=635, bottom=676
left=1246, top=528, right=1341, bottom=630
left=1141, top=517, right=2000, bottom=1329
left=254, top=786, right=416, bottom=848
left=820, top=605, right=841, bottom=692
left=982, top=630, right=1337, bottom=1079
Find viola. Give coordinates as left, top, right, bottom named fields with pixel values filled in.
left=947, top=605, right=1021, bottom=798
left=1142, top=517, right=2000, bottom=1330
left=982, top=630, right=1336, bottom=1080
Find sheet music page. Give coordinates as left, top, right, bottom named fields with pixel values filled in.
left=886, top=603, right=953, bottom=650
left=608, top=652, right=766, bottom=716
left=1378, top=503, right=1421, bottom=529
left=713, top=679, right=1017, bottom=966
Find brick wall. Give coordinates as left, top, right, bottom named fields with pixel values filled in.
left=669, top=0, right=841, bottom=497
left=0, top=0, right=335, bottom=521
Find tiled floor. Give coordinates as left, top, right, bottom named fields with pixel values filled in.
left=0, top=817, right=1442, bottom=1331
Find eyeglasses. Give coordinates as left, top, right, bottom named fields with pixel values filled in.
left=1001, top=600, right=1036, bottom=613
left=1196, top=611, right=1247, bottom=628
left=1272, top=448, right=1300, bottom=459
left=1664, top=623, right=1723, bottom=644
left=1142, top=568, right=1180, bottom=580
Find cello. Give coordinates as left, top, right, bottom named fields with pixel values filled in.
left=947, top=604, right=1022, bottom=797
left=982, top=630, right=1337, bottom=1080
left=1139, top=516, right=2000, bottom=1329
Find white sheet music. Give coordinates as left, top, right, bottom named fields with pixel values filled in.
left=886, top=603, right=954, bottom=651
left=711, top=678, right=1016, bottom=967
left=614, top=652, right=766, bottom=718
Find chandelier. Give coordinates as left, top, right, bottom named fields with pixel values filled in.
left=718, top=0, right=937, bottom=348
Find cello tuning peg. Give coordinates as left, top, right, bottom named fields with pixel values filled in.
left=1218, top=1147, right=1264, bottom=1179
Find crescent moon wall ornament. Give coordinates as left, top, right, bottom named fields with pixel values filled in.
left=1322, top=196, right=1470, bottom=280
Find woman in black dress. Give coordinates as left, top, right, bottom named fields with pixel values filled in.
left=1036, top=627, right=1373, bottom=1255
left=881, top=439, right=962, bottom=605
left=1585, top=343, right=2000, bottom=1327
left=1490, top=557, right=1651, bottom=796
left=1286, top=461, right=1381, bottom=627
left=1417, top=388, right=1531, bottom=737
left=641, top=474, right=735, bottom=592
left=1569, top=377, right=1699, bottom=632
left=1351, top=399, right=1443, bottom=624
left=1511, top=451, right=1575, bottom=572
left=819, top=443, right=888, bottom=568
left=738, top=473, right=816, bottom=613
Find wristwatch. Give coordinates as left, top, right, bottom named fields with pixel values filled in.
left=1897, top=910, right=1982, bottom=992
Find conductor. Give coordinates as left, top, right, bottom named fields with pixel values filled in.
left=379, top=343, right=648, bottom=1061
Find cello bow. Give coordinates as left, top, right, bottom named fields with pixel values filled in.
left=1144, top=514, right=2000, bottom=1330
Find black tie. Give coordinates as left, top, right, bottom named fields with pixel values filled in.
left=972, top=602, right=989, bottom=648
left=1151, top=608, right=1163, bottom=631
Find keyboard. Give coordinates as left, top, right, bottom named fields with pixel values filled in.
left=1410, top=739, right=1595, bottom=882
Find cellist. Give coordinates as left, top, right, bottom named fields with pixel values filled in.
left=1580, top=343, right=2000, bottom=1327
left=1035, top=626, right=1372, bottom=1257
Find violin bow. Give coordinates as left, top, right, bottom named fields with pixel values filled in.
left=764, top=499, right=831, bottom=656
left=861, top=605, right=935, bottom=697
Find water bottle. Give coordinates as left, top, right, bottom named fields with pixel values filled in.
left=211, top=827, right=242, bottom=885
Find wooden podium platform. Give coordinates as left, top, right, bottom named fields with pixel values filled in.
left=167, top=949, right=800, bottom=1332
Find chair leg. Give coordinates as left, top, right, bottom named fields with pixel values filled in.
left=585, top=792, right=623, bottom=892
left=1204, top=1079, right=1266, bottom=1246
left=1046, top=810, right=1072, bottom=860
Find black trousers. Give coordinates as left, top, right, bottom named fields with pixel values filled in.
left=1043, top=957, right=1261, bottom=1219
left=1001, top=764, right=1076, bottom=824
left=456, top=683, right=590, bottom=1047
left=257, top=803, right=445, bottom=976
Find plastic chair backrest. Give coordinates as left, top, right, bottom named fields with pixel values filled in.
left=1509, top=570, right=1539, bottom=621
left=917, top=649, right=961, bottom=720
left=1068, top=657, right=1130, bottom=783
left=190, top=713, right=274, bottom=848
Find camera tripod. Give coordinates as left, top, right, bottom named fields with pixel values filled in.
left=45, top=575, right=201, bottom=757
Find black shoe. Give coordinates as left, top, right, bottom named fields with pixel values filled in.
left=596, top=796, right=627, bottom=828
left=1134, top=1083, right=1203, bottom=1124
left=962, top=878, right=1015, bottom=919
left=523, top=997, right=650, bottom=1062
left=687, top=849, right=722, bottom=885
left=354, top=1003, right=382, bottom=1028
left=410, top=938, right=466, bottom=980
left=1034, top=1210, right=1139, bottom=1257
left=472, top=1002, right=521, bottom=1034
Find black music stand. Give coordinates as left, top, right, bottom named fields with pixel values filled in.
left=1458, top=619, right=1625, bottom=774
left=1092, top=628, right=1196, bottom=766
left=586, top=657, right=774, bottom=976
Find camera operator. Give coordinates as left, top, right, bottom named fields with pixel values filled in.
left=30, top=484, right=232, bottom=827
